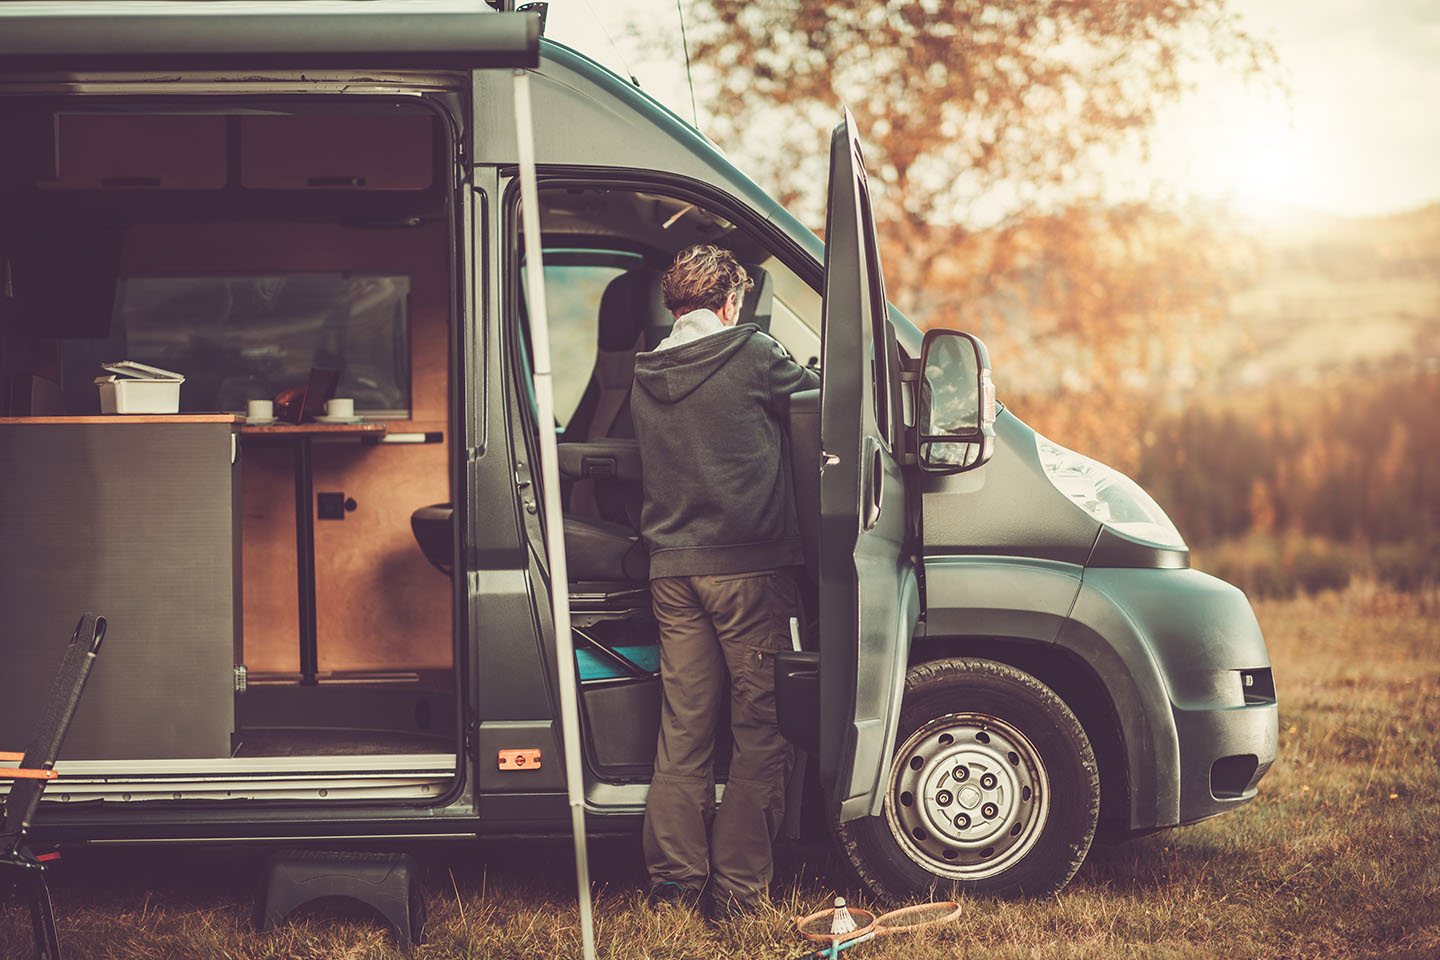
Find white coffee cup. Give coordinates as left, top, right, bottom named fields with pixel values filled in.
left=325, top=397, right=354, bottom=419
left=247, top=399, right=274, bottom=420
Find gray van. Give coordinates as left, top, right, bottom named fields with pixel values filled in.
left=0, top=2, right=1276, bottom=900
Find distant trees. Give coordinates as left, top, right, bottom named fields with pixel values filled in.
left=1136, top=370, right=1440, bottom=548
left=1127, top=367, right=1440, bottom=594
left=684, top=0, right=1273, bottom=469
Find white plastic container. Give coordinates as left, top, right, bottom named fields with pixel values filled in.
left=93, top=361, right=185, bottom=414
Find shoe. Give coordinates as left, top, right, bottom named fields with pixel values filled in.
left=704, top=891, right=755, bottom=924
left=647, top=881, right=702, bottom=909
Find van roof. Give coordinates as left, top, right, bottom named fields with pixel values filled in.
left=533, top=40, right=923, bottom=354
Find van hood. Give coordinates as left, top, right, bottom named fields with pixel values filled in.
left=633, top=324, right=757, bottom=404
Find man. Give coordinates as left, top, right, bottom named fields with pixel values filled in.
left=630, top=244, right=819, bottom=919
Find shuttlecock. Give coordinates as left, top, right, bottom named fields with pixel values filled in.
left=830, top=897, right=857, bottom=936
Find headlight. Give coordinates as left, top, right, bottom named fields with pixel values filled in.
left=1035, top=436, right=1186, bottom=549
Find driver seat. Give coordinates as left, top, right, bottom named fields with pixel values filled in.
left=557, top=269, right=661, bottom=581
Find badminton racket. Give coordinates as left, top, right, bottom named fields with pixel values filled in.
left=793, top=901, right=962, bottom=959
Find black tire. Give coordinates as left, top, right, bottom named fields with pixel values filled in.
left=836, top=657, right=1099, bottom=901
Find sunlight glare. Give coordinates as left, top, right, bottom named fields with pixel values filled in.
left=1187, top=97, right=1324, bottom=220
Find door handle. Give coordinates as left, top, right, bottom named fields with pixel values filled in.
left=863, top=441, right=883, bottom=530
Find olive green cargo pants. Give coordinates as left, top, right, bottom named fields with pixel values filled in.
left=642, top=569, right=799, bottom=904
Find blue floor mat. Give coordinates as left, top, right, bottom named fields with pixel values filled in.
left=575, top=642, right=660, bottom=681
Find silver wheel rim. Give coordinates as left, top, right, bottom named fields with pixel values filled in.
left=884, top=713, right=1050, bottom=881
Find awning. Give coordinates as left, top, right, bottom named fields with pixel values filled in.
left=0, top=2, right=539, bottom=72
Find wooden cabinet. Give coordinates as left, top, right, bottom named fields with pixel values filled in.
left=39, top=114, right=229, bottom=190
left=30, top=113, right=435, bottom=193
left=240, top=115, right=434, bottom=190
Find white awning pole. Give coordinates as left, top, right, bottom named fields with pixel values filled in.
left=513, top=68, right=598, bottom=960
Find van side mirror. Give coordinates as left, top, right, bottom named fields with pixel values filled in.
left=917, top=329, right=995, bottom=473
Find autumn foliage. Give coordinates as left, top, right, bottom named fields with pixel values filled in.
left=684, top=1, right=1273, bottom=459
left=681, top=1, right=1438, bottom=591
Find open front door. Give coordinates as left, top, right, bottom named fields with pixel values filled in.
left=818, top=111, right=919, bottom=822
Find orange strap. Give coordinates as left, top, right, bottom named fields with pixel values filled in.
left=0, top=768, right=58, bottom=780
left=0, top=751, right=24, bottom=762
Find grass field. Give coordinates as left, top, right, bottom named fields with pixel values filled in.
left=4, top=583, right=1437, bottom=959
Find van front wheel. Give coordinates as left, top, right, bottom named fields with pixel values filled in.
left=836, top=658, right=1099, bottom=900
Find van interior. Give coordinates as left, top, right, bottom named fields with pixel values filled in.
left=0, top=97, right=825, bottom=806
left=0, top=99, right=460, bottom=802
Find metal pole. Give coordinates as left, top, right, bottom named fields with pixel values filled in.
left=513, top=67, right=598, bottom=960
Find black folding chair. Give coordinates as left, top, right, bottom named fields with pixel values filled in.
left=1, top=613, right=107, bottom=960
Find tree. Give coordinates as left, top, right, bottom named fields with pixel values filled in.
left=683, top=0, right=1273, bottom=469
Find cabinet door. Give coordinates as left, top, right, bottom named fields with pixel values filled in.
left=0, top=420, right=239, bottom=760
left=40, top=114, right=229, bottom=190
left=240, top=115, right=435, bottom=190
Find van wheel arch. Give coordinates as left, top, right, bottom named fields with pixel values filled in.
left=909, top=635, right=1132, bottom=842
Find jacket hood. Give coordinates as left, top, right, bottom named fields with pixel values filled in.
left=633, top=324, right=758, bottom=404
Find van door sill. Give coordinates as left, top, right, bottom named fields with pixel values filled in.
left=585, top=780, right=723, bottom=814
left=0, top=754, right=456, bottom=804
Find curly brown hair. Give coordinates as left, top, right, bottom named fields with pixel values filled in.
left=660, top=244, right=754, bottom=316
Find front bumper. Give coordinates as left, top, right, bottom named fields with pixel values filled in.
left=1174, top=697, right=1278, bottom=824
left=1062, top=567, right=1279, bottom=831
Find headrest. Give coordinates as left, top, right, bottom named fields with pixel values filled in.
left=737, top=264, right=773, bottom=333
left=597, top=269, right=658, bottom=352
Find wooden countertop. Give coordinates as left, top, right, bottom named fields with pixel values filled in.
left=0, top=417, right=398, bottom=442
left=0, top=415, right=241, bottom=424
left=240, top=421, right=387, bottom=438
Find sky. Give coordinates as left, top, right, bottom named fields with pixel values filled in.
left=543, top=0, right=1440, bottom=221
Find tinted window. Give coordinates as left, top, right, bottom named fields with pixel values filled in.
left=67, top=274, right=411, bottom=414
left=856, top=170, right=893, bottom=446
left=524, top=263, right=629, bottom=427
left=519, top=251, right=641, bottom=429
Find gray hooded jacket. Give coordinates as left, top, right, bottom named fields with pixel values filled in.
left=631, top=321, right=820, bottom=578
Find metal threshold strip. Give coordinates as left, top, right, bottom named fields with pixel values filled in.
left=0, top=754, right=456, bottom=803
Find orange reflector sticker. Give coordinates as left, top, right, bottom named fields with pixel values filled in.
left=498, top=748, right=541, bottom=770
left=0, top=768, right=58, bottom=780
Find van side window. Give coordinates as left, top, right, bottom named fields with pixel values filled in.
left=856, top=175, right=895, bottom=447
left=519, top=252, right=642, bottom=429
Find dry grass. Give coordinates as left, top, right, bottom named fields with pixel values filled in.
left=4, top=583, right=1437, bottom=959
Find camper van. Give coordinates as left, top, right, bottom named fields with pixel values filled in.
left=0, top=2, right=1276, bottom=900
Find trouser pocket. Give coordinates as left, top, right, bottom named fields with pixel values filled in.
left=696, top=568, right=800, bottom=713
